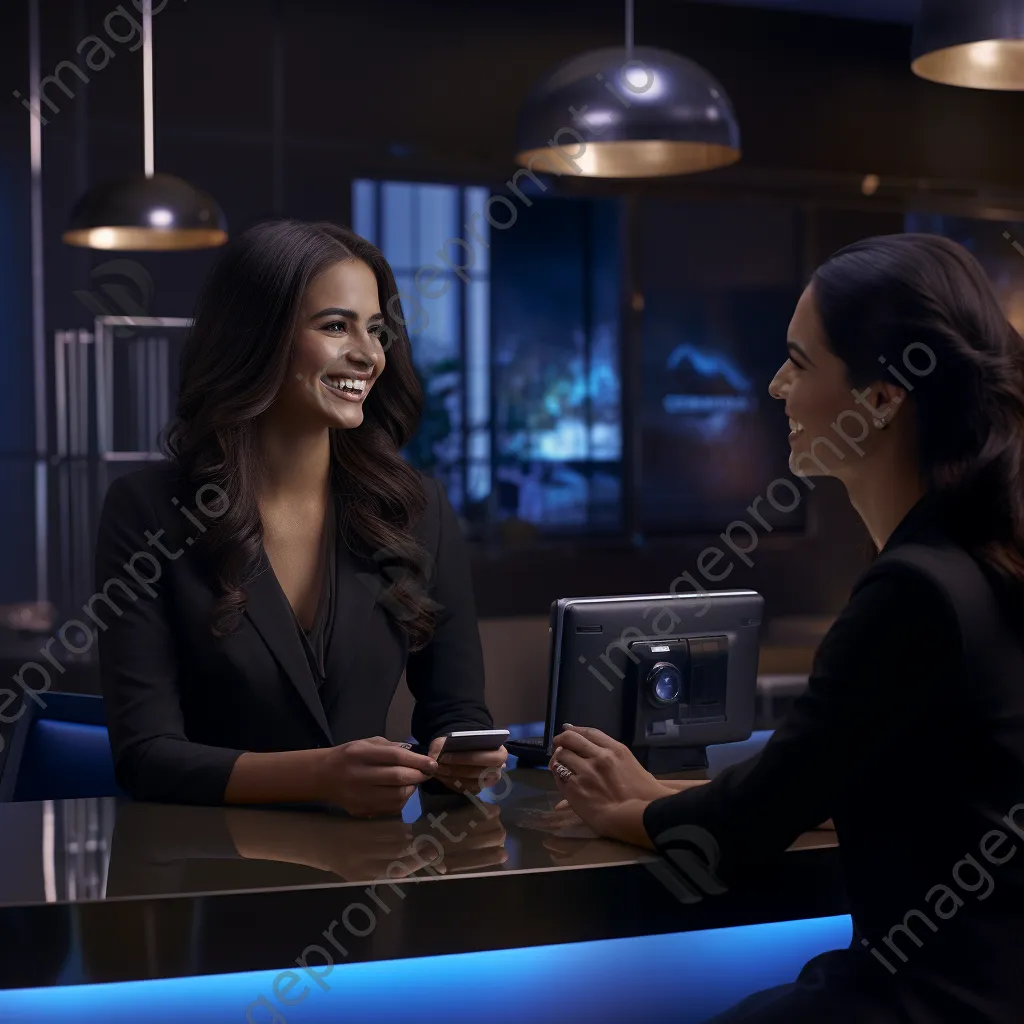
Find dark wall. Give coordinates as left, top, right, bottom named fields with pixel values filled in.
left=0, top=0, right=1020, bottom=620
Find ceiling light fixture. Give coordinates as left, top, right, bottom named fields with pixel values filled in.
left=63, top=1, right=227, bottom=250
left=911, top=0, right=1024, bottom=90
left=514, top=0, right=740, bottom=178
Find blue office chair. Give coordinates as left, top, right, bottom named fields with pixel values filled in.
left=0, top=691, right=124, bottom=802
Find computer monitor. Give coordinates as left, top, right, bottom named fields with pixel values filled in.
left=509, top=590, right=763, bottom=773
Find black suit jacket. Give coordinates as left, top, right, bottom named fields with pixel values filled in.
left=645, top=496, right=1024, bottom=1023
left=94, top=463, right=493, bottom=805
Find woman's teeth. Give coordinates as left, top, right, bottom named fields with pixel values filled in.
left=789, top=419, right=804, bottom=434
left=320, top=376, right=367, bottom=394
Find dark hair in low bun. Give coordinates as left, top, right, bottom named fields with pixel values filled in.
left=813, top=232, right=1024, bottom=592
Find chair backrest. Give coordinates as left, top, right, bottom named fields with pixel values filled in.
left=0, top=692, right=124, bottom=802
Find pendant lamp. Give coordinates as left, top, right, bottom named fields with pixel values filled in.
left=514, top=0, right=740, bottom=178
left=63, top=2, right=227, bottom=249
left=911, top=0, right=1024, bottom=90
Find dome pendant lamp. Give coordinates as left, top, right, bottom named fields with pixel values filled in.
left=514, top=0, right=740, bottom=178
left=63, top=1, right=227, bottom=249
left=911, top=0, right=1024, bottom=90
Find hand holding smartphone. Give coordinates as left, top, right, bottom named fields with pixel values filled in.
left=423, top=729, right=510, bottom=798
left=433, top=729, right=510, bottom=758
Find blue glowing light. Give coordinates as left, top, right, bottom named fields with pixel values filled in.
left=665, top=344, right=752, bottom=393
left=0, top=916, right=853, bottom=1024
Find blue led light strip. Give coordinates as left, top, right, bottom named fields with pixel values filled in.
left=1, top=915, right=852, bottom=1024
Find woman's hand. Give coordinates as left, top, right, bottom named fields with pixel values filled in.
left=227, top=808, right=443, bottom=881
left=549, top=725, right=677, bottom=848
left=316, top=737, right=438, bottom=817
left=426, top=736, right=508, bottom=796
left=542, top=833, right=647, bottom=867
left=319, top=820, right=443, bottom=881
left=414, top=802, right=509, bottom=873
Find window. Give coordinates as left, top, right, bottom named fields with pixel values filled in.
left=353, top=179, right=624, bottom=537
left=353, top=180, right=490, bottom=515
left=489, top=194, right=623, bottom=534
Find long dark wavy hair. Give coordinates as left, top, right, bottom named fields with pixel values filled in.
left=164, top=219, right=441, bottom=649
left=812, top=232, right=1024, bottom=594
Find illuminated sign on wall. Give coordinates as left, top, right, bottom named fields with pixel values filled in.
left=659, top=343, right=757, bottom=438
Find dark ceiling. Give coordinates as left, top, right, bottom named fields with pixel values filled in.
left=693, top=0, right=921, bottom=24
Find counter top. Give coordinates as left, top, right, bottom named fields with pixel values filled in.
left=0, top=769, right=843, bottom=990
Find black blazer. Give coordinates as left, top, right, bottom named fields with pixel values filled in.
left=644, top=496, right=1024, bottom=1023
left=94, top=463, right=493, bottom=805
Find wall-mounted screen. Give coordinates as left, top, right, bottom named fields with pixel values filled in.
left=639, top=200, right=808, bottom=537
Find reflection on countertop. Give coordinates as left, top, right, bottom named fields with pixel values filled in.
left=0, top=770, right=665, bottom=907
left=0, top=768, right=843, bottom=991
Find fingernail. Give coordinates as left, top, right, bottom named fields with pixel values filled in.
left=562, top=723, right=573, bottom=730
left=428, top=760, right=438, bottom=770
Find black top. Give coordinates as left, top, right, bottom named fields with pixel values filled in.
left=94, top=463, right=494, bottom=806
left=643, top=495, right=1024, bottom=1022
left=293, top=496, right=336, bottom=690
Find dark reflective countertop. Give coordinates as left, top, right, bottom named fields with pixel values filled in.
left=0, top=769, right=842, bottom=989
left=0, top=770, right=662, bottom=906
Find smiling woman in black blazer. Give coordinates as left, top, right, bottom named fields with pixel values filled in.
left=95, top=220, right=504, bottom=816
left=547, top=234, right=1024, bottom=1022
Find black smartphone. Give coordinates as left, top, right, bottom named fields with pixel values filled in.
left=435, top=729, right=510, bottom=756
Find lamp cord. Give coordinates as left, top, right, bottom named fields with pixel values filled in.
left=142, top=0, right=154, bottom=177
left=625, top=0, right=634, bottom=56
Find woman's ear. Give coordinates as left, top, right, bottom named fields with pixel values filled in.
left=874, top=388, right=906, bottom=430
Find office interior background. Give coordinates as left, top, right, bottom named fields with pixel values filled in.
left=2, top=0, right=1024, bottom=735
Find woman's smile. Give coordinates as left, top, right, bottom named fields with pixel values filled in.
left=318, top=373, right=370, bottom=403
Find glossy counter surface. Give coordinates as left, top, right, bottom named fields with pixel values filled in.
left=0, top=768, right=842, bottom=990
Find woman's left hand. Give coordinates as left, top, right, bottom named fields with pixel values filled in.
left=549, top=725, right=675, bottom=848
left=427, top=736, right=508, bottom=795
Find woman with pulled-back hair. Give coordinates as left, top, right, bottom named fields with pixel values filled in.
left=547, top=234, right=1024, bottom=1022
left=96, top=220, right=503, bottom=815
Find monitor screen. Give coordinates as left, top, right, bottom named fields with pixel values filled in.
left=640, top=287, right=806, bottom=537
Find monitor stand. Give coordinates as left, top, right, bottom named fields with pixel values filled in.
left=507, top=744, right=550, bottom=768
left=633, top=745, right=708, bottom=774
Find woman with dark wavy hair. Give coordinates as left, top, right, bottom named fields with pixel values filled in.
left=546, top=234, right=1024, bottom=1022
left=95, top=220, right=504, bottom=816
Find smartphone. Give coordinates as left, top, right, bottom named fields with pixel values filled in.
left=435, top=729, right=510, bottom=756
